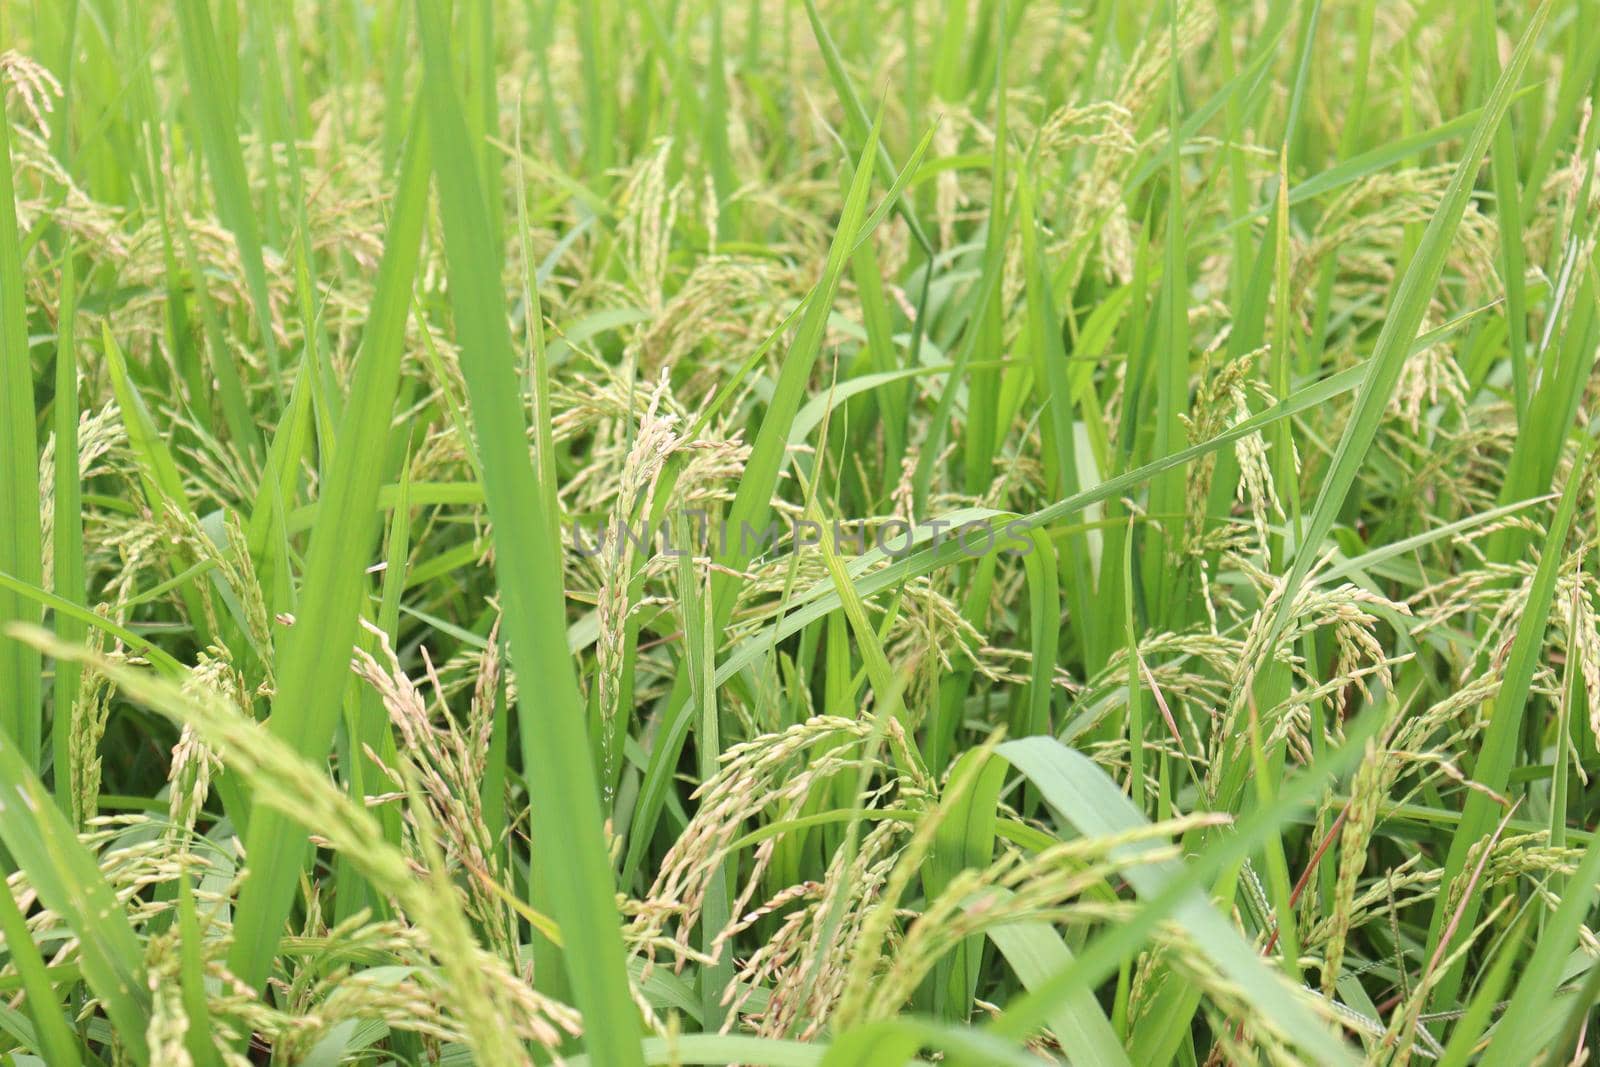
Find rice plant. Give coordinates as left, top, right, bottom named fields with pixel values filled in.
left=1, top=0, right=1599, bottom=1063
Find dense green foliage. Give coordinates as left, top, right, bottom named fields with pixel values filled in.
left=1, top=0, right=1599, bottom=1063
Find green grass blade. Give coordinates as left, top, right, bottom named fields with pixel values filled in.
left=678, top=522, right=731, bottom=1032
left=987, top=911, right=1132, bottom=1067
left=1477, top=0, right=1530, bottom=419
left=1144, top=0, right=1192, bottom=625
left=51, top=240, right=84, bottom=820
left=1265, top=0, right=1553, bottom=655
left=174, top=0, right=284, bottom=402
left=1425, top=435, right=1593, bottom=1006
left=0, top=681, right=150, bottom=1063
left=0, top=570, right=185, bottom=676
left=1434, top=910, right=1533, bottom=1067
left=987, top=713, right=1380, bottom=1059
left=821, top=1017, right=1041, bottom=1067
left=415, top=2, right=644, bottom=1059
left=227, top=105, right=431, bottom=993
left=712, top=104, right=883, bottom=608
left=175, top=872, right=222, bottom=1067
left=799, top=0, right=934, bottom=256
left=103, top=324, right=194, bottom=513
left=1480, top=833, right=1600, bottom=1061
left=924, top=749, right=1009, bottom=1019
left=0, top=876, right=83, bottom=1066
left=0, top=94, right=43, bottom=769
left=993, top=735, right=1357, bottom=1065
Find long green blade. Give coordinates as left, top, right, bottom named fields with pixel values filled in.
left=0, top=83, right=43, bottom=768
left=415, top=2, right=644, bottom=1060
left=227, top=107, right=432, bottom=993
left=1265, top=0, right=1552, bottom=654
